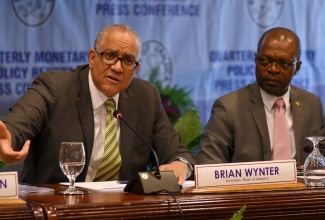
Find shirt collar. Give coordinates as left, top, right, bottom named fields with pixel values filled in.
left=260, top=86, right=291, bottom=111
left=88, top=70, right=119, bottom=111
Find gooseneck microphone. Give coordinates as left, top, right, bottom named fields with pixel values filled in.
left=113, top=110, right=161, bottom=179
left=113, top=110, right=180, bottom=194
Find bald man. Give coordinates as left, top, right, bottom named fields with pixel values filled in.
left=197, top=27, right=325, bottom=166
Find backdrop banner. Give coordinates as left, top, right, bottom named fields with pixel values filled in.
left=0, top=0, right=324, bottom=124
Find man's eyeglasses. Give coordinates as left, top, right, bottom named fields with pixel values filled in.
left=256, top=56, right=298, bottom=70
left=95, top=48, right=139, bottom=71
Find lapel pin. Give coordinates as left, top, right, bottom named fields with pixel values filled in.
left=295, top=101, right=301, bottom=107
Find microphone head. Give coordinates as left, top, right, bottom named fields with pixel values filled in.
left=113, top=110, right=122, bottom=119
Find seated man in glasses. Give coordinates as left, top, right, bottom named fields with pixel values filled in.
left=0, top=24, right=196, bottom=184
left=197, top=27, right=325, bottom=166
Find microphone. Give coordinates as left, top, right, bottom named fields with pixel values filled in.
left=113, top=110, right=181, bottom=194
left=113, top=110, right=161, bottom=179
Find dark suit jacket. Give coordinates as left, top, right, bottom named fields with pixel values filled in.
left=197, top=81, right=325, bottom=166
left=3, top=64, right=196, bottom=184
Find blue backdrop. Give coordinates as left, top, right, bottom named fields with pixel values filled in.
left=1, top=0, right=324, bottom=124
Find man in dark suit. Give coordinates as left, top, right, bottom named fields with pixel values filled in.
left=0, top=24, right=196, bottom=184
left=197, top=27, right=325, bottom=166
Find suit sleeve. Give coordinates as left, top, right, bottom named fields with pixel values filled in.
left=197, top=97, right=234, bottom=164
left=150, top=85, right=197, bottom=166
left=2, top=72, right=58, bottom=150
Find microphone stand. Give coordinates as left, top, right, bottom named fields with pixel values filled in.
left=113, top=110, right=181, bottom=194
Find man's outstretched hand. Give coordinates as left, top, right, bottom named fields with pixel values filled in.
left=0, top=121, right=29, bottom=164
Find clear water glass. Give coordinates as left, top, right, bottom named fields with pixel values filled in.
left=303, top=136, right=325, bottom=187
left=55, top=142, right=89, bottom=195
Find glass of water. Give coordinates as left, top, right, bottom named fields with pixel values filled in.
left=55, top=142, right=89, bottom=195
left=303, top=136, right=325, bottom=187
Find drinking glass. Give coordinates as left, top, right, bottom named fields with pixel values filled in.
left=55, top=142, right=89, bottom=195
left=303, top=136, right=325, bottom=187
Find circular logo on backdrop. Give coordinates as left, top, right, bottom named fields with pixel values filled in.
left=247, top=0, right=284, bottom=27
left=12, top=0, right=55, bottom=27
left=137, top=40, right=173, bottom=87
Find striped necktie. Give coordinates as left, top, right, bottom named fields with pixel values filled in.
left=94, top=99, right=122, bottom=181
left=273, top=98, right=291, bottom=160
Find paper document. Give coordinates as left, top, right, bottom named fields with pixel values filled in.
left=60, top=180, right=195, bottom=191
left=60, top=181, right=127, bottom=191
left=19, top=184, right=54, bottom=193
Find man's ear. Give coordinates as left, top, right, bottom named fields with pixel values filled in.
left=254, top=53, right=258, bottom=65
left=294, top=60, right=302, bottom=75
left=133, top=62, right=141, bottom=75
left=89, top=49, right=96, bottom=67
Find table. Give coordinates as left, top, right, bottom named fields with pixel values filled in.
left=3, top=182, right=325, bottom=220
left=0, top=202, right=43, bottom=220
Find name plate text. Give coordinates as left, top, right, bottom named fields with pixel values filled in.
left=195, top=160, right=296, bottom=188
left=0, top=172, right=18, bottom=198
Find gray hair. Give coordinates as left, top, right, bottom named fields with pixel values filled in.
left=94, top=24, right=142, bottom=58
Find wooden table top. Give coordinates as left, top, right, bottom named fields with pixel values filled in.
left=13, top=181, right=325, bottom=220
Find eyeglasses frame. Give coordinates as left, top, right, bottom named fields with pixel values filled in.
left=255, top=55, right=299, bottom=70
left=95, top=48, right=139, bottom=71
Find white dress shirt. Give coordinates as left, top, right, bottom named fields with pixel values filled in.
left=260, top=87, right=296, bottom=159
left=85, top=71, right=120, bottom=181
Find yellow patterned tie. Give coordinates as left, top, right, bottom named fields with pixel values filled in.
left=94, top=99, right=122, bottom=181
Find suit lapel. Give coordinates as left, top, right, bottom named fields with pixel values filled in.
left=290, top=87, right=304, bottom=163
left=117, top=84, right=139, bottom=179
left=76, top=65, right=94, bottom=174
left=249, top=82, right=272, bottom=160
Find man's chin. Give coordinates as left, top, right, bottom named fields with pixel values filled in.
left=100, top=86, right=119, bottom=97
left=261, top=85, right=282, bottom=96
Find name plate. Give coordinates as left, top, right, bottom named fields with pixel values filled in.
left=195, top=160, right=296, bottom=188
left=0, top=172, right=18, bottom=198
